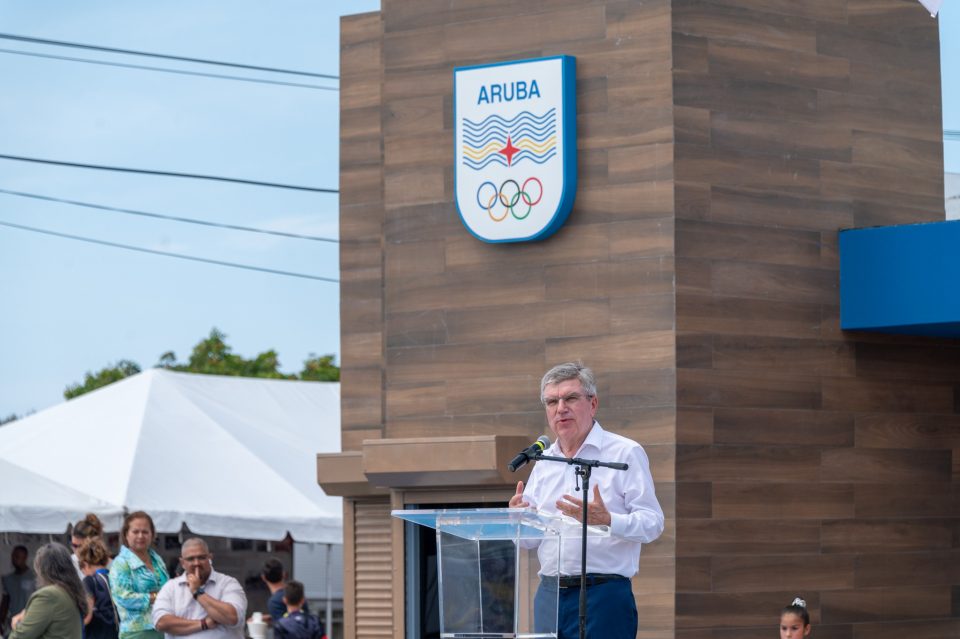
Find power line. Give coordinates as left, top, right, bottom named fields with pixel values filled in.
left=0, top=154, right=339, bottom=193
left=0, top=47, right=337, bottom=91
left=0, top=219, right=339, bottom=283
left=0, top=187, right=339, bottom=243
left=0, top=32, right=338, bottom=79
left=946, top=130, right=960, bottom=141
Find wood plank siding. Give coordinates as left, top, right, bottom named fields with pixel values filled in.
left=336, top=2, right=957, bottom=638
left=672, top=1, right=957, bottom=637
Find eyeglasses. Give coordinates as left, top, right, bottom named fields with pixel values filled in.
left=181, top=554, right=211, bottom=563
left=542, top=393, right=592, bottom=411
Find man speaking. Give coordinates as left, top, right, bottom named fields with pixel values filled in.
left=509, top=362, right=664, bottom=639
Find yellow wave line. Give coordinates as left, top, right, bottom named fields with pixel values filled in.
left=516, top=136, right=557, bottom=152
left=461, top=135, right=558, bottom=160
left=461, top=140, right=505, bottom=159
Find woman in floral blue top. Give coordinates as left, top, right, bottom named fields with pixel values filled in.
left=108, top=512, right=168, bottom=639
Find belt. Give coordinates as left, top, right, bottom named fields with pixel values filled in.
left=557, top=573, right=627, bottom=588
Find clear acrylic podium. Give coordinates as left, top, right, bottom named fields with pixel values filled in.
left=393, top=508, right=609, bottom=639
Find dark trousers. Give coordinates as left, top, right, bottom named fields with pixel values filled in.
left=534, top=577, right=638, bottom=639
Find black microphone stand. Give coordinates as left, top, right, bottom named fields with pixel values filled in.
left=533, top=453, right=628, bottom=639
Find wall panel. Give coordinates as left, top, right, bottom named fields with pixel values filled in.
left=338, top=2, right=954, bottom=637
left=672, top=1, right=954, bottom=635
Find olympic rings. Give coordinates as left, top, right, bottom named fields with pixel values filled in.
left=476, top=177, right=544, bottom=222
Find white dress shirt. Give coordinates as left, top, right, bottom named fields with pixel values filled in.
left=522, top=421, right=664, bottom=577
left=152, top=569, right=248, bottom=639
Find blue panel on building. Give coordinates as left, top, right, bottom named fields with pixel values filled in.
left=839, top=220, right=960, bottom=338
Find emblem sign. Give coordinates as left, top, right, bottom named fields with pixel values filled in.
left=454, top=56, right=577, bottom=243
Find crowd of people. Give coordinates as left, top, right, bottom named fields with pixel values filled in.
left=2, top=362, right=816, bottom=639
left=0, top=512, right=326, bottom=639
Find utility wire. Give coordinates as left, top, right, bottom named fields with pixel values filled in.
left=0, top=154, right=338, bottom=193
left=0, top=48, right=336, bottom=90
left=0, top=220, right=338, bottom=283
left=0, top=32, right=338, bottom=79
left=946, top=130, right=960, bottom=141
left=0, top=187, right=338, bottom=243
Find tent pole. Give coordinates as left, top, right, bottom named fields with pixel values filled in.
left=325, top=543, right=332, bottom=638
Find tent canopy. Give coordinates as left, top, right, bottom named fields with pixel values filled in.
left=0, top=369, right=341, bottom=543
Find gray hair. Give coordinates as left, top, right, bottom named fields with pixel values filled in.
left=34, top=543, right=88, bottom=616
left=181, top=537, right=210, bottom=555
left=540, top=362, right=597, bottom=402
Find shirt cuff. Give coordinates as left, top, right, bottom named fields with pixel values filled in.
left=608, top=511, right=626, bottom=537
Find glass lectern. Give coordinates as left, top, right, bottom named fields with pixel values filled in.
left=393, top=507, right=609, bottom=639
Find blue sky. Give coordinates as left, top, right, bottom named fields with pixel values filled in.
left=941, top=4, right=959, bottom=171
left=0, top=2, right=955, bottom=418
left=0, top=1, right=378, bottom=418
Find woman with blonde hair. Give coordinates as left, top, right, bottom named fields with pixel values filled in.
left=9, top=543, right=87, bottom=639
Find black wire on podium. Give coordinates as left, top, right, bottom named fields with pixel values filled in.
left=533, top=453, right=628, bottom=639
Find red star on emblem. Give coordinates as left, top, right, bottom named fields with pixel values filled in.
left=498, top=136, right=520, bottom=166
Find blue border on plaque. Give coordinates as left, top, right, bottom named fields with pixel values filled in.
left=453, top=55, right=577, bottom=243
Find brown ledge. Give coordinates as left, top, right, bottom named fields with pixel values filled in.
left=362, top=435, right=534, bottom=488
left=317, top=435, right=535, bottom=497
left=316, top=451, right=389, bottom=497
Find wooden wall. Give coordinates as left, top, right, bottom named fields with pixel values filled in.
left=672, top=1, right=958, bottom=638
left=339, top=1, right=958, bottom=638
left=341, top=1, right=679, bottom=637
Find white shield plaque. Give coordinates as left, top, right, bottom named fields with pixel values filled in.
left=454, top=56, right=577, bottom=243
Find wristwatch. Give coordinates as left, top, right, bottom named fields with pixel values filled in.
left=193, top=587, right=206, bottom=599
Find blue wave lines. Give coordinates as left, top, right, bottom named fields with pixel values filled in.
left=461, top=108, right=558, bottom=170
left=462, top=108, right=556, bottom=132
left=463, top=149, right=557, bottom=170
left=463, top=126, right=555, bottom=147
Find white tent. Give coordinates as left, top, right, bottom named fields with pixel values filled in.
left=0, top=458, right=123, bottom=531
left=0, top=369, right=341, bottom=543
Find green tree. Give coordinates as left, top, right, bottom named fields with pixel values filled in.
left=159, top=328, right=295, bottom=379
left=64, top=328, right=340, bottom=400
left=64, top=360, right=142, bottom=400
left=0, top=414, right=19, bottom=426
left=299, top=353, right=340, bottom=381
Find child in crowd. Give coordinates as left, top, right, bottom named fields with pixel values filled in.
left=780, top=597, right=811, bottom=639
left=273, top=580, right=325, bottom=639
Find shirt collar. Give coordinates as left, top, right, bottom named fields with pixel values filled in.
left=548, top=420, right=603, bottom=457
left=120, top=545, right=148, bottom=569
left=581, top=420, right=603, bottom=454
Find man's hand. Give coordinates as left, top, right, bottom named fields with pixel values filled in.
left=186, top=566, right=204, bottom=594
left=508, top=481, right=529, bottom=508
left=556, top=485, right=611, bottom=526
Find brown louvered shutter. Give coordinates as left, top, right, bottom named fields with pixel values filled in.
left=354, top=499, right=393, bottom=637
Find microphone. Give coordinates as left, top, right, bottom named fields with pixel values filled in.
left=508, top=436, right=550, bottom=472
